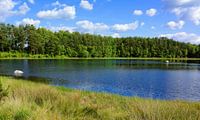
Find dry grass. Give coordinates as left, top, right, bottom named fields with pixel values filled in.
left=0, top=76, right=200, bottom=120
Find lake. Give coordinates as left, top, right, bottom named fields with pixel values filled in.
left=0, top=59, right=200, bottom=101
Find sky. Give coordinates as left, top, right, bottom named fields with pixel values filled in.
left=0, top=0, right=200, bottom=44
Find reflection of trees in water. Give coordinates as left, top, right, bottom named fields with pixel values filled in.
left=23, top=59, right=29, bottom=77
left=20, top=59, right=200, bottom=71
left=114, top=60, right=200, bottom=70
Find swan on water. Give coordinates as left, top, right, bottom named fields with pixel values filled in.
left=14, top=70, right=24, bottom=77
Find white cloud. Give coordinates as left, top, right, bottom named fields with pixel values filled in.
left=76, top=20, right=141, bottom=34
left=171, top=7, right=186, bottom=16
left=140, top=22, right=145, bottom=26
left=151, top=26, right=155, bottom=29
left=166, top=20, right=185, bottom=29
left=112, top=21, right=139, bottom=32
left=186, top=7, right=200, bottom=25
left=160, top=32, right=200, bottom=44
left=49, top=26, right=75, bottom=33
left=163, top=0, right=200, bottom=7
left=163, top=0, right=200, bottom=25
left=37, top=6, right=76, bottom=20
left=76, top=20, right=109, bottom=32
left=133, top=10, right=143, bottom=16
left=16, top=18, right=40, bottom=26
left=0, top=0, right=15, bottom=21
left=52, top=1, right=66, bottom=7
left=111, top=33, right=121, bottom=38
left=80, top=0, right=93, bottom=10
left=0, top=0, right=29, bottom=21
left=28, top=0, right=34, bottom=4
left=18, top=2, right=30, bottom=15
left=146, top=8, right=157, bottom=16
left=52, top=1, right=61, bottom=6
left=171, top=7, right=200, bottom=25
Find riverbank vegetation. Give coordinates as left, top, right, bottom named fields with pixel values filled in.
left=0, top=76, right=200, bottom=120
left=0, top=23, right=200, bottom=58
left=1, top=52, right=200, bottom=60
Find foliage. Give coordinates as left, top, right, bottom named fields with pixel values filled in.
left=0, top=23, right=200, bottom=58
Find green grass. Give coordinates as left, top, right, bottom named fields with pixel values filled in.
left=0, top=76, right=200, bottom=120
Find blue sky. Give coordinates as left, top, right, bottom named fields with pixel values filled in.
left=1, top=0, right=200, bottom=44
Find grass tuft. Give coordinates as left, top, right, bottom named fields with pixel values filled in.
left=0, top=81, right=9, bottom=102
left=14, top=108, right=31, bottom=120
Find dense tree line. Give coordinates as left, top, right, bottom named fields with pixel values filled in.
left=0, top=23, right=200, bottom=58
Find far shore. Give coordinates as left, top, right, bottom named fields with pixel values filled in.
left=0, top=57, right=200, bottom=60
left=0, top=52, right=200, bottom=60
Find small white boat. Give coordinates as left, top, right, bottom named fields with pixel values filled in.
left=14, top=70, right=24, bottom=77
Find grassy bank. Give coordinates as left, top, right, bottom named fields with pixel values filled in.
left=0, top=76, right=200, bottom=120
left=0, top=52, right=200, bottom=60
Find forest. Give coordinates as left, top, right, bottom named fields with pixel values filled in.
left=0, top=23, right=200, bottom=58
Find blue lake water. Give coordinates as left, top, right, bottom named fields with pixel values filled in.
left=0, top=59, right=200, bottom=101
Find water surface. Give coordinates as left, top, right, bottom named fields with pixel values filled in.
left=0, top=59, right=200, bottom=101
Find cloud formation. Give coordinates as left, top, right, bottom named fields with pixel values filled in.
left=146, top=8, right=157, bottom=16
left=76, top=20, right=109, bottom=33
left=80, top=0, right=93, bottom=10
left=52, top=1, right=66, bottom=7
left=111, top=33, right=121, bottom=38
left=163, top=0, right=200, bottom=8
left=151, top=26, right=155, bottom=29
left=0, top=0, right=30, bottom=21
left=133, top=10, right=143, bottom=16
left=140, top=22, right=145, bottom=26
left=18, top=2, right=30, bottom=15
left=166, top=20, right=185, bottom=29
left=160, top=32, right=200, bottom=44
left=112, top=21, right=139, bottom=32
left=163, top=0, right=200, bottom=25
left=37, top=5, right=76, bottom=20
left=28, top=0, right=34, bottom=4
left=16, top=18, right=40, bottom=26
left=49, top=26, right=76, bottom=33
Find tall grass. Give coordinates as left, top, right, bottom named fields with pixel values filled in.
left=0, top=76, right=200, bottom=120
left=0, top=80, right=9, bottom=101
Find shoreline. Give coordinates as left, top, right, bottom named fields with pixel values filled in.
left=0, top=57, right=200, bottom=60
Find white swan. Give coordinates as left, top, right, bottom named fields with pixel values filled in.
left=14, top=70, right=24, bottom=77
